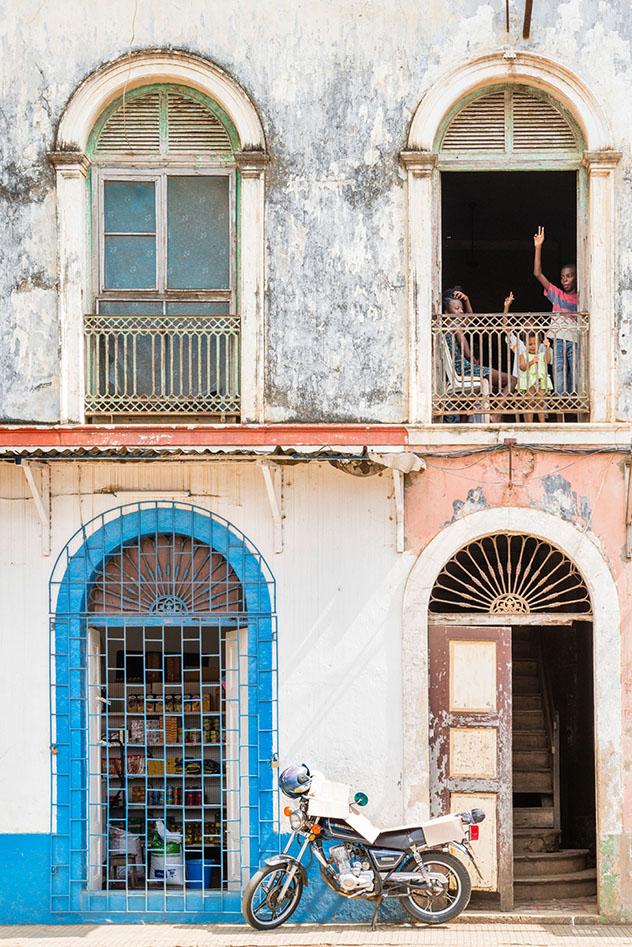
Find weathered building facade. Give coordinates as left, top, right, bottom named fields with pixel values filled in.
left=1, top=0, right=632, bottom=925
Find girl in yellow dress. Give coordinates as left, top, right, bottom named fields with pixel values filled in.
left=518, top=331, right=552, bottom=423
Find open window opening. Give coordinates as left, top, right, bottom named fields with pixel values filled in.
left=433, top=85, right=588, bottom=424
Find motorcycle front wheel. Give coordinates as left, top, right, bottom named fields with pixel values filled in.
left=242, top=863, right=304, bottom=930
left=400, top=850, right=471, bottom=925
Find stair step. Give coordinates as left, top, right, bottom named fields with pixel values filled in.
left=514, top=710, right=545, bottom=730
left=513, top=828, right=560, bottom=854
left=514, top=850, right=589, bottom=878
left=513, top=729, right=548, bottom=749
left=514, top=807, right=555, bottom=829
left=513, top=770, right=553, bottom=792
left=513, top=659, right=538, bottom=675
left=513, top=677, right=541, bottom=695
left=513, top=694, right=543, bottom=710
left=514, top=868, right=597, bottom=901
left=513, top=749, right=550, bottom=769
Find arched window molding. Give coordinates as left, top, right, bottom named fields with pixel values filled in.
left=49, top=51, right=267, bottom=424
left=401, top=52, right=621, bottom=425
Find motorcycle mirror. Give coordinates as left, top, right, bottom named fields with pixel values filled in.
left=354, top=791, right=368, bottom=807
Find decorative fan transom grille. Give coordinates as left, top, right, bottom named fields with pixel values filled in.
left=88, top=533, right=243, bottom=614
left=429, top=533, right=591, bottom=615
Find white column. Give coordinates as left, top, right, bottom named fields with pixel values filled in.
left=49, top=152, right=90, bottom=424
left=400, top=151, right=438, bottom=426
left=235, top=151, right=268, bottom=423
left=583, top=150, right=622, bottom=423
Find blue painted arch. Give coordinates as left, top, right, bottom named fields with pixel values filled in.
left=50, top=502, right=278, bottom=920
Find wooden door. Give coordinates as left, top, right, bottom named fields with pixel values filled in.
left=429, top=624, right=513, bottom=910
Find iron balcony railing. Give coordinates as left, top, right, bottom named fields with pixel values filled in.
left=432, top=311, right=590, bottom=421
left=84, top=313, right=240, bottom=418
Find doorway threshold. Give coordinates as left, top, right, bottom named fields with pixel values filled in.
left=461, top=898, right=599, bottom=924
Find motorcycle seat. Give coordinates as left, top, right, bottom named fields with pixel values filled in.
left=372, top=826, right=426, bottom=851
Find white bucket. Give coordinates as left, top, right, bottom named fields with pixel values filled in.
left=150, top=853, right=184, bottom=886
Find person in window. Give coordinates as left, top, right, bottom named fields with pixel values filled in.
left=533, top=225, right=578, bottom=404
left=518, top=331, right=553, bottom=423
left=443, top=288, right=514, bottom=422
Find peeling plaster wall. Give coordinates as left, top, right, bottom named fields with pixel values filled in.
left=0, top=460, right=407, bottom=832
left=405, top=450, right=632, bottom=913
left=3, top=0, right=632, bottom=421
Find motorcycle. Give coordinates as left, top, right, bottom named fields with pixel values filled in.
left=242, top=765, right=485, bottom=930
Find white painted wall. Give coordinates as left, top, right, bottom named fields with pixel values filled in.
left=0, top=460, right=412, bottom=833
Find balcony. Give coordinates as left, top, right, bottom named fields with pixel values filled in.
left=432, top=311, right=590, bottom=422
left=84, top=313, right=240, bottom=420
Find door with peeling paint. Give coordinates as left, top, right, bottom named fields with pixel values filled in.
left=429, top=624, right=513, bottom=910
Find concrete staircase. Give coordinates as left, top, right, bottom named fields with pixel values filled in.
left=512, top=631, right=596, bottom=901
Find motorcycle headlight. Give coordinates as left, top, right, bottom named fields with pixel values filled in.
left=289, top=810, right=303, bottom=830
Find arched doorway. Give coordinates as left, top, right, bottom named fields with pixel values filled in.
left=49, top=502, right=277, bottom=919
left=401, top=507, right=623, bottom=917
left=428, top=532, right=594, bottom=909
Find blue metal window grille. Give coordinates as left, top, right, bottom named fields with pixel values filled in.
left=49, top=502, right=278, bottom=918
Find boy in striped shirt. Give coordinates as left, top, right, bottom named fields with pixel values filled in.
left=533, top=225, right=578, bottom=398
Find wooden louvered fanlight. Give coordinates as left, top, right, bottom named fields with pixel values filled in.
left=429, top=533, right=591, bottom=615
left=94, top=87, right=233, bottom=156
left=88, top=533, right=243, bottom=614
left=440, top=86, right=578, bottom=155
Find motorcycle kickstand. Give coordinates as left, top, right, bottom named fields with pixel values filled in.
left=370, top=895, right=383, bottom=931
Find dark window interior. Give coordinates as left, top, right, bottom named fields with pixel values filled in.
left=441, top=171, right=577, bottom=312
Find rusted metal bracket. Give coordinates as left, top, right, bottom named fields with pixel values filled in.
left=21, top=460, right=51, bottom=556
left=523, top=0, right=534, bottom=38
left=503, top=438, right=517, bottom=489
left=392, top=469, right=405, bottom=553
left=258, top=460, right=283, bottom=554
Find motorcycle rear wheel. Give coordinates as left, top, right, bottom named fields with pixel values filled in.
left=242, top=863, right=304, bottom=930
left=400, top=850, right=471, bottom=925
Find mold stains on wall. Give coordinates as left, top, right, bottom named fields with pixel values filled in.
left=449, top=486, right=489, bottom=523
left=534, top=473, right=592, bottom=529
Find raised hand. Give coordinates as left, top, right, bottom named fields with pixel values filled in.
left=503, top=291, right=515, bottom=311
left=453, top=290, right=469, bottom=304
left=534, top=225, right=545, bottom=247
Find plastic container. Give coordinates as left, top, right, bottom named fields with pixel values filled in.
left=150, top=853, right=184, bottom=886
left=186, top=858, right=213, bottom=889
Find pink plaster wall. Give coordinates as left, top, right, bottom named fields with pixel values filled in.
left=405, top=447, right=632, bottom=828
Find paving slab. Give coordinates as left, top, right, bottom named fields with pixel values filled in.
left=1, top=921, right=632, bottom=947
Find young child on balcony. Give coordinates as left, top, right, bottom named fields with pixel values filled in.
left=533, top=225, right=578, bottom=399
left=518, top=331, right=553, bottom=423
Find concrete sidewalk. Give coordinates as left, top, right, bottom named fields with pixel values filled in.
left=2, top=923, right=632, bottom=947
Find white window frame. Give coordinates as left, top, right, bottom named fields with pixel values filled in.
left=93, top=166, right=236, bottom=311
left=49, top=51, right=267, bottom=424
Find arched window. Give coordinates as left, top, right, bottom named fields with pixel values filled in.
left=50, top=52, right=267, bottom=425
left=401, top=55, right=621, bottom=426
left=85, top=84, right=240, bottom=421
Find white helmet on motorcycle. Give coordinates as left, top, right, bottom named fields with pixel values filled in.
left=279, top=763, right=312, bottom=798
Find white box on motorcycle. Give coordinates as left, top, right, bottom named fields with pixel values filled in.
left=306, top=773, right=381, bottom=843
left=421, top=814, right=464, bottom=847
left=306, top=773, right=353, bottom=818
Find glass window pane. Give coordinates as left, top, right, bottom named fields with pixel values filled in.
left=167, top=176, right=230, bottom=289
left=104, top=235, right=156, bottom=289
left=104, top=181, right=156, bottom=233
left=166, top=302, right=230, bottom=315
left=98, top=301, right=164, bottom=315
